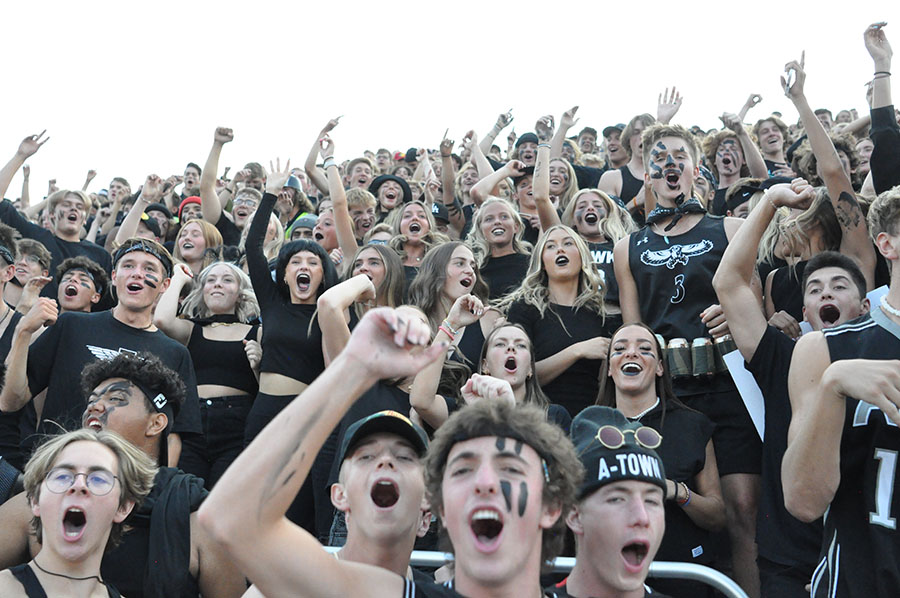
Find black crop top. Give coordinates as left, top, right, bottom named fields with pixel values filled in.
left=186, top=320, right=260, bottom=395
left=248, top=194, right=325, bottom=383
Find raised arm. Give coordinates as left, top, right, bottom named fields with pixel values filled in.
left=613, top=237, right=641, bottom=323
left=201, top=128, right=234, bottom=225
left=470, top=160, right=522, bottom=206
left=714, top=180, right=815, bottom=361
left=320, top=136, right=358, bottom=259
left=865, top=22, right=899, bottom=195
left=100, top=190, right=125, bottom=237
left=550, top=106, right=579, bottom=159
left=115, top=175, right=162, bottom=248
left=737, top=93, right=762, bottom=123
left=316, top=274, right=375, bottom=365
left=783, top=53, right=876, bottom=288
left=533, top=116, right=562, bottom=230
left=439, top=136, right=466, bottom=234
left=198, top=308, right=444, bottom=598
left=721, top=112, right=769, bottom=179
left=0, top=132, right=48, bottom=202
left=463, top=130, right=494, bottom=180
left=19, top=165, right=31, bottom=209
left=305, top=118, right=340, bottom=196
left=0, top=298, right=57, bottom=412
left=657, top=87, right=683, bottom=125
left=81, top=169, right=97, bottom=192
left=479, top=110, right=514, bottom=155
left=153, top=264, right=196, bottom=345
left=247, top=162, right=291, bottom=297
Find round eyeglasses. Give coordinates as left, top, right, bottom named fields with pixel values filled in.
left=596, top=425, right=662, bottom=450
left=44, top=467, right=118, bottom=496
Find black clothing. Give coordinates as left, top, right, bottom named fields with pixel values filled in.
left=711, top=187, right=728, bottom=216
left=548, top=579, right=671, bottom=597
left=870, top=104, right=900, bottom=195
left=102, top=467, right=205, bottom=598
left=179, top=395, right=252, bottom=489
left=22, top=310, right=201, bottom=455
left=214, top=216, right=242, bottom=247
left=618, top=165, right=644, bottom=203
left=572, top=164, right=605, bottom=190
left=454, top=322, right=485, bottom=369
left=764, top=158, right=793, bottom=178
left=746, top=326, right=821, bottom=571
left=758, top=555, right=813, bottom=598
left=0, top=200, right=112, bottom=300
left=480, top=253, right=530, bottom=300
left=768, top=262, right=806, bottom=323
left=0, top=310, right=24, bottom=469
left=9, top=564, right=122, bottom=598
left=507, top=300, right=612, bottom=417
left=404, top=265, right=419, bottom=288
left=587, top=240, right=619, bottom=305
left=186, top=323, right=259, bottom=395
left=809, top=310, right=900, bottom=598
left=248, top=194, right=325, bottom=383
left=522, top=218, right=540, bottom=246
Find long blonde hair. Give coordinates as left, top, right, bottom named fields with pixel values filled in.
left=179, top=261, right=260, bottom=322
left=551, top=158, right=579, bottom=213
left=561, top=189, right=636, bottom=244
left=466, top=197, right=532, bottom=268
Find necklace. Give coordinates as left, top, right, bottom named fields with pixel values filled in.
left=0, top=303, right=12, bottom=328
left=881, top=295, right=900, bottom=318
left=32, top=558, right=105, bottom=585
left=628, top=397, right=660, bottom=421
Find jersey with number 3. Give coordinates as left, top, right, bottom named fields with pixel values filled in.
left=814, top=311, right=900, bottom=598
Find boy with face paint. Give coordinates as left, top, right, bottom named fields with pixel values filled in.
left=702, top=114, right=769, bottom=216
left=0, top=352, right=247, bottom=598
left=552, top=407, right=668, bottom=598
left=55, top=256, right=108, bottom=313
left=0, top=238, right=201, bottom=469
left=614, top=124, right=763, bottom=598
left=200, top=307, right=583, bottom=598
left=0, top=132, right=113, bottom=301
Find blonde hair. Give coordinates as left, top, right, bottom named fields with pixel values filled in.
left=498, top=225, right=605, bottom=323
left=24, top=429, right=157, bottom=550
left=346, top=188, right=377, bottom=210
left=174, top=219, right=224, bottom=270
left=239, top=212, right=284, bottom=263
left=550, top=158, right=579, bottom=212
left=179, top=261, right=260, bottom=322
left=387, top=201, right=449, bottom=262
left=466, top=197, right=532, bottom=268
left=49, top=190, right=91, bottom=215
left=561, top=189, right=636, bottom=244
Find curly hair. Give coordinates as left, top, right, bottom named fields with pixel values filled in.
left=424, top=401, right=584, bottom=564
left=56, top=255, right=108, bottom=296
left=701, top=130, right=748, bottom=182
left=24, top=429, right=157, bottom=551
left=179, top=261, right=260, bottom=322
left=792, top=134, right=860, bottom=189
left=80, top=351, right=186, bottom=417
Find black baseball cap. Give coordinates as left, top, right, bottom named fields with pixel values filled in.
left=337, top=410, right=429, bottom=464
left=603, top=124, right=626, bottom=138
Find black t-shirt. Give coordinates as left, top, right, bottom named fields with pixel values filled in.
left=769, top=261, right=806, bottom=323
left=0, top=200, right=113, bottom=300
left=637, top=402, right=716, bottom=566
left=23, top=311, right=201, bottom=454
left=548, top=579, right=671, bottom=598
left=480, top=253, right=530, bottom=300
left=764, top=158, right=792, bottom=178
left=587, top=240, right=619, bottom=306
left=746, top=325, right=821, bottom=569
left=811, top=310, right=900, bottom=598
left=619, top=165, right=643, bottom=203
left=711, top=187, right=728, bottom=216
left=214, top=215, right=242, bottom=247
left=572, top=164, right=606, bottom=190
left=507, top=300, right=612, bottom=417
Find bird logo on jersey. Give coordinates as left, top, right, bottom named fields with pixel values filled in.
left=640, top=240, right=714, bottom=270
left=86, top=345, right=138, bottom=360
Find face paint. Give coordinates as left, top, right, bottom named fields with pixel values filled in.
left=495, top=437, right=506, bottom=452
left=514, top=440, right=523, bottom=456
left=518, top=481, right=528, bottom=517
left=144, top=272, right=159, bottom=289
left=87, top=380, right=133, bottom=425
left=500, top=480, right=513, bottom=512
left=649, top=142, right=666, bottom=179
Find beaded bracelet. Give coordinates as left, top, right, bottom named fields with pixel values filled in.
left=441, top=319, right=460, bottom=337
left=677, top=482, right=692, bottom=507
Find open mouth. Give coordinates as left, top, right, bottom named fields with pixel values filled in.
left=584, top=212, right=599, bottom=224
left=65, top=284, right=79, bottom=297
left=722, top=157, right=732, bottom=166
left=555, top=255, right=569, bottom=267
left=385, top=191, right=397, bottom=201
left=819, top=304, right=841, bottom=328
left=459, top=277, right=472, bottom=288
left=470, top=509, right=504, bottom=545
left=664, top=170, right=681, bottom=189
left=314, top=232, right=324, bottom=242
left=63, top=508, right=87, bottom=540
left=491, top=226, right=506, bottom=237
left=370, top=479, right=400, bottom=508
left=409, top=222, right=421, bottom=234
left=622, top=541, right=649, bottom=570
left=621, top=362, right=643, bottom=376
left=67, top=214, right=78, bottom=222
left=235, top=208, right=249, bottom=219
left=504, top=356, right=517, bottom=373
left=182, top=241, right=195, bottom=250
left=296, top=272, right=311, bottom=293
left=550, top=177, right=562, bottom=186
left=126, top=282, right=143, bottom=292
left=84, top=416, right=103, bottom=431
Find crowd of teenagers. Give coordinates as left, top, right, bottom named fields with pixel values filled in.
left=0, top=21, right=896, bottom=598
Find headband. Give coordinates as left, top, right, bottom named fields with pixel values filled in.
left=113, top=240, right=173, bottom=277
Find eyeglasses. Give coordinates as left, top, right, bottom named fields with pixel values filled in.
left=18, top=254, right=43, bottom=266
left=233, top=198, right=259, bottom=208
left=596, top=425, right=662, bottom=450
left=44, top=467, right=119, bottom=496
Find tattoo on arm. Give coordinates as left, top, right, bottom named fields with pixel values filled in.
left=836, top=191, right=861, bottom=229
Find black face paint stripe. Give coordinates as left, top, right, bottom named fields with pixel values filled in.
left=514, top=440, right=523, bottom=456
left=500, top=480, right=512, bottom=513
left=496, top=437, right=506, bottom=452
left=518, top=482, right=528, bottom=517
left=144, top=273, right=159, bottom=289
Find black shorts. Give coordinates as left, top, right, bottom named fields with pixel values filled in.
left=684, top=388, right=762, bottom=476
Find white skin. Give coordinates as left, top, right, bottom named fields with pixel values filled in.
left=379, top=181, right=404, bottom=211
left=350, top=205, right=376, bottom=238
left=181, top=202, right=202, bottom=222
left=146, top=210, right=170, bottom=239
left=439, top=436, right=560, bottom=596
left=517, top=142, right=537, bottom=166
left=351, top=247, right=387, bottom=293
left=232, top=194, right=259, bottom=229
left=184, top=166, right=201, bottom=189
left=177, top=222, right=207, bottom=264
left=284, top=250, right=324, bottom=305
left=349, top=163, right=373, bottom=189
left=442, top=245, right=478, bottom=303
left=542, top=228, right=582, bottom=286
left=572, top=193, right=609, bottom=243
left=645, top=135, right=699, bottom=209
left=52, top=194, right=88, bottom=241
left=313, top=210, right=338, bottom=252
left=606, top=130, right=627, bottom=166
left=203, top=263, right=241, bottom=315
left=14, top=253, right=47, bottom=286
left=58, top=269, right=100, bottom=312
left=801, top=266, right=870, bottom=330
left=479, top=202, right=519, bottom=257
left=108, top=181, right=129, bottom=204
left=756, top=120, right=786, bottom=160
left=399, top=204, right=430, bottom=244
left=481, top=326, right=532, bottom=402
left=548, top=160, right=570, bottom=197
left=112, top=252, right=170, bottom=315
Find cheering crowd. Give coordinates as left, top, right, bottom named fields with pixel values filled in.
left=0, top=20, right=897, bottom=598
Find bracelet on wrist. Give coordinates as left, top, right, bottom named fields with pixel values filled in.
left=441, top=319, right=460, bottom=337
left=437, top=325, right=455, bottom=341
left=677, top=482, right=691, bottom=507
left=875, top=71, right=891, bottom=77
left=441, top=154, right=452, bottom=159
left=537, top=142, right=551, bottom=149
left=764, top=189, right=779, bottom=211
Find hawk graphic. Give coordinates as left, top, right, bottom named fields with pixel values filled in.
left=640, top=240, right=714, bottom=269
left=86, top=345, right=138, bottom=360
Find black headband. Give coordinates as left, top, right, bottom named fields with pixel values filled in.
left=0, top=245, right=14, bottom=266
left=113, top=240, right=173, bottom=277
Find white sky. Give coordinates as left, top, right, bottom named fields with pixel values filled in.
left=0, top=0, right=896, bottom=199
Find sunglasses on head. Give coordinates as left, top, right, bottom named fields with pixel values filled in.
left=596, top=425, right=662, bottom=450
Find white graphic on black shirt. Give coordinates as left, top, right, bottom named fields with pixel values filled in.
left=640, top=240, right=714, bottom=269
left=86, top=345, right=137, bottom=360
left=671, top=274, right=685, bottom=304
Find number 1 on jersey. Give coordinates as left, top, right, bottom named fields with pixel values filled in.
left=870, top=448, right=898, bottom=530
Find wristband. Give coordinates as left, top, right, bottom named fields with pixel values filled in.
left=875, top=71, right=891, bottom=77
left=537, top=143, right=551, bottom=149
left=323, top=159, right=337, bottom=169
left=441, top=319, right=460, bottom=337
left=438, top=325, right=455, bottom=341
left=677, top=482, right=691, bottom=507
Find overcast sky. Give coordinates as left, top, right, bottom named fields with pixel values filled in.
left=0, top=0, right=895, bottom=198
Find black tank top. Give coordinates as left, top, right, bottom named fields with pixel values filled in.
left=588, top=241, right=619, bottom=306
left=619, top=165, right=643, bottom=203
left=0, top=311, right=23, bottom=469
left=811, top=309, right=900, bottom=598
left=8, top=564, right=122, bottom=598
left=769, top=261, right=806, bottom=323
left=627, top=215, right=732, bottom=395
left=186, top=322, right=260, bottom=395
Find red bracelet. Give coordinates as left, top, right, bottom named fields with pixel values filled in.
left=438, top=325, right=455, bottom=340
